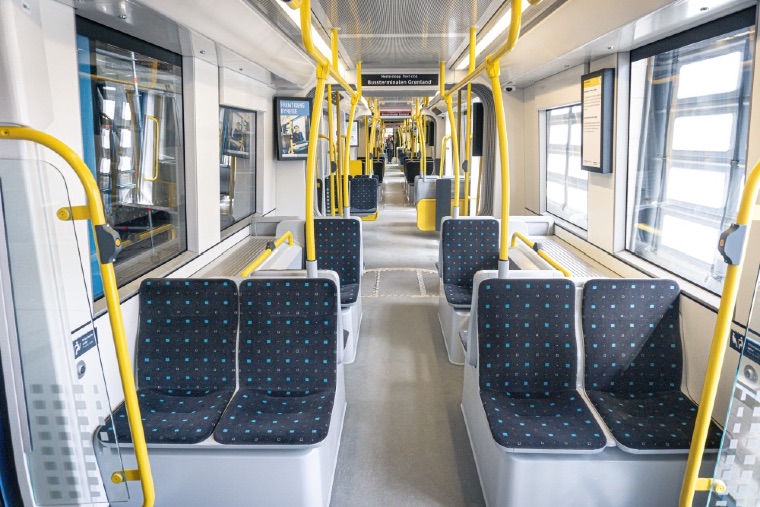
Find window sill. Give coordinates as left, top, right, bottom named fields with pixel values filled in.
left=547, top=215, right=588, bottom=241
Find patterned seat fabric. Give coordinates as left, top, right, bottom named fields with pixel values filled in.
left=478, top=279, right=606, bottom=452
left=314, top=218, right=361, bottom=306
left=443, top=284, right=472, bottom=307
left=214, top=278, right=338, bottom=445
left=372, top=159, right=385, bottom=183
left=101, top=279, right=238, bottom=444
left=350, top=176, right=378, bottom=213
left=441, top=219, right=499, bottom=308
left=582, top=279, right=723, bottom=452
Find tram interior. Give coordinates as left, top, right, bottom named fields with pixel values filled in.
left=1, top=0, right=760, bottom=506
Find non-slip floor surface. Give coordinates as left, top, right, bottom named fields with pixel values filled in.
left=330, top=165, right=484, bottom=506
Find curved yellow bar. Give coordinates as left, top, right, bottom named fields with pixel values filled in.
left=289, top=0, right=358, bottom=102
left=305, top=64, right=329, bottom=263
left=0, top=126, right=155, bottom=507
left=511, top=231, right=571, bottom=277
left=240, top=231, right=294, bottom=277
left=680, top=159, right=760, bottom=506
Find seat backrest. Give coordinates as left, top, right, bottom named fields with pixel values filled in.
left=582, top=278, right=682, bottom=393
left=314, top=218, right=362, bottom=287
left=136, top=278, right=238, bottom=391
left=238, top=278, right=338, bottom=392
left=441, top=218, right=499, bottom=287
left=372, top=159, right=385, bottom=182
left=404, top=159, right=421, bottom=184
left=350, top=176, right=378, bottom=211
left=478, top=278, right=578, bottom=395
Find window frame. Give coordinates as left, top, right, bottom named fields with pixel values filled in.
left=625, top=8, right=756, bottom=295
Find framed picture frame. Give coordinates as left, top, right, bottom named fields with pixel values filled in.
left=581, top=68, right=615, bottom=173
left=274, top=97, right=312, bottom=161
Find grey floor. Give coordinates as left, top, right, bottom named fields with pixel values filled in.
left=330, top=167, right=485, bottom=506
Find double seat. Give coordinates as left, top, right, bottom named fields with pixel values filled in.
left=462, top=276, right=723, bottom=506
left=96, top=275, right=345, bottom=506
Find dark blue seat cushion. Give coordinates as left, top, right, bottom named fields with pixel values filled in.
left=314, top=218, right=361, bottom=296
left=101, top=388, right=233, bottom=444
left=478, top=279, right=578, bottom=395
left=441, top=219, right=498, bottom=305
left=443, top=283, right=472, bottom=307
left=136, top=278, right=238, bottom=391
left=587, top=390, right=723, bottom=452
left=214, top=389, right=335, bottom=445
left=481, top=389, right=606, bottom=451
left=582, top=279, right=683, bottom=393
left=350, top=176, right=378, bottom=212
left=341, top=282, right=360, bottom=306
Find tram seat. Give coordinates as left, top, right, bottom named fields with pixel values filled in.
left=95, top=273, right=346, bottom=507
left=314, top=217, right=364, bottom=363
left=476, top=278, right=607, bottom=452
left=349, top=176, right=378, bottom=215
left=99, top=278, right=238, bottom=445
left=462, top=275, right=720, bottom=506
left=213, top=277, right=339, bottom=445
left=372, top=158, right=385, bottom=183
left=581, top=278, right=723, bottom=453
left=413, top=175, right=438, bottom=205
left=440, top=217, right=499, bottom=308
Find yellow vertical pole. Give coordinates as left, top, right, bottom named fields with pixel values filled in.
left=486, top=59, right=510, bottom=276
left=364, top=117, right=370, bottom=171
left=342, top=62, right=360, bottom=217
left=327, top=85, right=336, bottom=216
left=443, top=62, right=461, bottom=219
left=369, top=100, right=378, bottom=161
left=305, top=64, right=329, bottom=272
left=336, top=88, right=343, bottom=214
left=464, top=26, right=476, bottom=216
left=680, top=160, right=760, bottom=506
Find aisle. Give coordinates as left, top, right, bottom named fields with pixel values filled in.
left=330, top=165, right=484, bottom=506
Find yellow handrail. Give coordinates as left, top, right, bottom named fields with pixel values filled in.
left=240, top=231, right=295, bottom=277
left=680, top=159, right=760, bottom=506
left=464, top=26, right=476, bottom=216
left=440, top=135, right=451, bottom=177
left=511, top=232, right=572, bottom=277
left=435, top=0, right=539, bottom=272
left=0, top=126, right=155, bottom=507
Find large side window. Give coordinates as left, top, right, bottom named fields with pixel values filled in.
left=219, top=107, right=257, bottom=230
left=77, top=18, right=186, bottom=298
left=627, top=11, right=755, bottom=294
left=545, top=104, right=587, bottom=229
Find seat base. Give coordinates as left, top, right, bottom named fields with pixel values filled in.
left=462, top=365, right=714, bottom=507
left=438, top=293, right=469, bottom=365
left=341, top=298, right=362, bottom=364
left=95, top=367, right=346, bottom=507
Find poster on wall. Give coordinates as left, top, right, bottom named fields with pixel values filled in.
left=349, top=121, right=359, bottom=147
left=581, top=68, right=614, bottom=173
left=275, top=97, right=312, bottom=161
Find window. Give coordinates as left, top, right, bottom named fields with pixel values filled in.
left=545, top=104, right=587, bottom=229
left=627, top=12, right=755, bottom=294
left=77, top=18, right=186, bottom=298
left=219, top=107, right=257, bottom=230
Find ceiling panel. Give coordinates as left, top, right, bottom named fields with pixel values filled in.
left=339, top=34, right=467, bottom=68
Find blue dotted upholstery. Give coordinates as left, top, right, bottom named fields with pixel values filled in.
left=372, top=159, right=385, bottom=183
left=350, top=176, right=378, bottom=213
left=101, top=279, right=238, bottom=444
left=214, top=278, right=338, bottom=445
left=582, top=279, right=722, bottom=452
left=442, top=219, right=499, bottom=308
left=478, top=279, right=606, bottom=452
left=404, top=160, right=420, bottom=184
left=314, top=218, right=361, bottom=306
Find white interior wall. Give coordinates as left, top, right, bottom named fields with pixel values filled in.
left=184, top=55, right=221, bottom=253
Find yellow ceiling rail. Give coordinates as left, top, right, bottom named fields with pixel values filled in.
left=240, top=231, right=294, bottom=276
left=680, top=158, right=760, bottom=506
left=0, top=126, right=154, bottom=507
left=510, top=231, right=571, bottom=277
